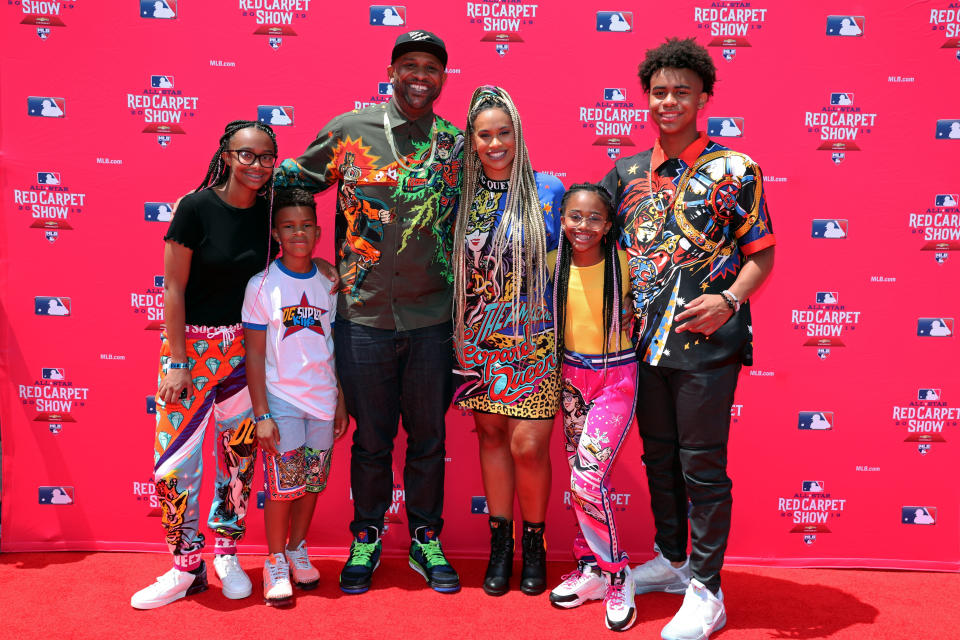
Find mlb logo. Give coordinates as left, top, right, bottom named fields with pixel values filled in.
left=935, top=194, right=959, bottom=207
left=802, top=480, right=825, bottom=493
left=146, top=396, right=157, bottom=414
left=918, top=443, right=931, bottom=455
left=378, top=82, right=395, bottom=96
left=604, top=88, right=627, bottom=101
left=901, top=506, right=936, bottom=525
left=722, top=48, right=736, bottom=61
left=45, top=230, right=59, bottom=243
left=826, top=15, right=864, bottom=36
left=798, top=411, right=833, bottom=430
left=257, top=491, right=266, bottom=509
left=811, top=219, right=848, bottom=239
left=35, top=296, right=71, bottom=316
left=39, top=486, right=75, bottom=505
left=830, top=92, right=854, bottom=106
left=935, top=252, right=949, bottom=264
left=936, top=119, right=960, bottom=139
left=27, top=96, right=65, bottom=118
left=257, top=105, right=294, bottom=126
left=607, top=147, right=621, bottom=160
left=154, top=275, right=165, bottom=288
left=496, top=43, right=509, bottom=56
left=151, top=75, right=174, bottom=89
left=596, top=11, right=632, bottom=32
left=917, top=317, right=954, bottom=337
left=470, top=496, right=490, bottom=514
left=268, top=37, right=282, bottom=50
left=144, top=202, right=174, bottom=222
left=831, top=151, right=845, bottom=165
left=803, top=534, right=816, bottom=545
left=49, top=423, right=62, bottom=434
left=815, top=291, right=838, bottom=304
left=37, top=27, right=50, bottom=39
left=142, top=0, right=177, bottom=19
left=817, top=347, right=830, bottom=359
left=707, top=117, right=744, bottom=137
left=157, top=135, right=171, bottom=147
left=918, top=388, right=942, bottom=401
left=42, top=367, right=65, bottom=380
left=37, top=172, right=61, bottom=185
left=369, top=5, right=406, bottom=26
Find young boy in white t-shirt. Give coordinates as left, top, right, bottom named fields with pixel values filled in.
left=242, top=187, right=348, bottom=606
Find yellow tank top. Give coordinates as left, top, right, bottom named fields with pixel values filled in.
left=550, top=249, right=633, bottom=354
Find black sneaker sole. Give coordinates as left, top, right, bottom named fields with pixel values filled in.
left=264, top=596, right=293, bottom=607
left=294, top=579, right=319, bottom=591
left=408, top=559, right=461, bottom=593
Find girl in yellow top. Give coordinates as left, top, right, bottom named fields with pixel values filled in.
left=547, top=184, right=639, bottom=632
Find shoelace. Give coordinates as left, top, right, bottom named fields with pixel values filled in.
left=287, top=548, right=311, bottom=570
left=419, top=541, right=449, bottom=568
left=347, top=542, right=377, bottom=566
left=605, top=583, right=626, bottom=607
left=154, top=567, right=183, bottom=590
left=266, top=559, right=288, bottom=584
left=559, top=569, right=586, bottom=587
left=218, top=556, right=243, bottom=578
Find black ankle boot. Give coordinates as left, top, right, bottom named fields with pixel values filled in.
left=520, top=521, right=546, bottom=595
left=483, top=516, right=513, bottom=596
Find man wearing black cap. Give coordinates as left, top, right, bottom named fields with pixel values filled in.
left=275, top=30, right=463, bottom=594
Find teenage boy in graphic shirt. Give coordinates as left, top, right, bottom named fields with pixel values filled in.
left=601, top=37, right=775, bottom=640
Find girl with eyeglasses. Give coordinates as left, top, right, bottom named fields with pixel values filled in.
left=547, top=183, right=639, bottom=632
left=131, top=120, right=281, bottom=610
left=452, top=86, right=564, bottom=597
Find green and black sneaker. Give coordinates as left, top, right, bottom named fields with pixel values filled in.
left=339, top=526, right=382, bottom=594
left=408, top=526, right=460, bottom=593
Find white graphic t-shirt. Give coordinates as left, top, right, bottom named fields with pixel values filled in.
left=242, top=260, right=337, bottom=419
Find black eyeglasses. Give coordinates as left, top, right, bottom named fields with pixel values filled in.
left=226, top=149, right=277, bottom=168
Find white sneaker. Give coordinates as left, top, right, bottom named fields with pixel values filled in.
left=263, top=554, right=293, bottom=606
left=213, top=553, right=252, bottom=599
left=633, top=546, right=691, bottom=594
left=549, top=559, right=607, bottom=608
left=660, top=578, right=726, bottom=640
left=604, top=567, right=637, bottom=632
left=130, top=562, right=208, bottom=609
left=285, top=540, right=320, bottom=590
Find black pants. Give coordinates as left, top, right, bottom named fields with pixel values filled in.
left=636, top=361, right=741, bottom=593
left=335, top=318, right=454, bottom=538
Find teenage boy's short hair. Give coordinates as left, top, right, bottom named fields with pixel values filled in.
left=272, top=187, right=317, bottom=222
left=638, top=37, right=717, bottom=96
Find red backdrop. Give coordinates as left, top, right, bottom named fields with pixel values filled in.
left=2, top=0, right=958, bottom=571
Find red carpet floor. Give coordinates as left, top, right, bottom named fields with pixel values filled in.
left=0, top=552, right=955, bottom=639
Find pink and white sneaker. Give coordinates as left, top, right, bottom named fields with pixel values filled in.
left=285, top=540, right=320, bottom=590
left=549, top=559, right=607, bottom=608
left=263, top=554, right=293, bottom=607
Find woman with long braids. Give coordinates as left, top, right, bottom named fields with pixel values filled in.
left=131, top=120, right=281, bottom=609
left=547, top=184, right=639, bottom=632
left=452, top=86, right=564, bottom=597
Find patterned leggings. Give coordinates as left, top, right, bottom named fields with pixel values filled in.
left=560, top=349, right=639, bottom=574
left=153, top=325, right=256, bottom=570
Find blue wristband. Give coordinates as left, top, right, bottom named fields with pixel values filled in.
left=166, top=362, right=189, bottom=370
left=254, top=413, right=273, bottom=423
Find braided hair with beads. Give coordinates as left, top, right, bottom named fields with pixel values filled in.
left=552, top=183, right=624, bottom=371
left=453, top=86, right=551, bottom=348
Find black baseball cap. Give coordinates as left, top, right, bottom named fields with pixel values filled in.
left=391, top=30, right=447, bottom=67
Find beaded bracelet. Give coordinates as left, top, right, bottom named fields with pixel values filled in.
left=254, top=413, right=273, bottom=423
left=720, top=290, right=740, bottom=312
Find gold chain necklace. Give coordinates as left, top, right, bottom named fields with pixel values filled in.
left=383, top=110, right=437, bottom=172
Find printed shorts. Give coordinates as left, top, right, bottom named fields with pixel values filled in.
left=261, top=391, right=334, bottom=501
